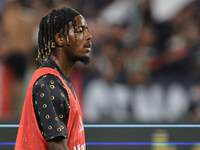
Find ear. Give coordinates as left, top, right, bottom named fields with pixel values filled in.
left=55, top=33, right=64, bottom=47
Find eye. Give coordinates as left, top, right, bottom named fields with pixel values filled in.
left=85, top=27, right=89, bottom=32
left=76, top=27, right=84, bottom=33
left=78, top=30, right=83, bottom=33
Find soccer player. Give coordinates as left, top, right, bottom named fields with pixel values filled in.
left=15, top=7, right=92, bottom=150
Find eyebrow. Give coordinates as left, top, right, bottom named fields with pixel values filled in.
left=77, top=25, right=87, bottom=29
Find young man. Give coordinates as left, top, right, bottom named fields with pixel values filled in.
left=15, top=7, right=92, bottom=150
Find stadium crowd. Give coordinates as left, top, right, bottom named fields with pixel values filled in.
left=0, top=0, right=200, bottom=123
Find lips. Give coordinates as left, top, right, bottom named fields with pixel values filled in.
left=84, top=41, right=92, bottom=49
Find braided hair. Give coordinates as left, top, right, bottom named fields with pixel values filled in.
left=36, top=7, right=81, bottom=62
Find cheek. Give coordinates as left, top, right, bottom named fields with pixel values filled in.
left=77, top=33, right=84, bottom=41
left=69, top=41, right=82, bottom=53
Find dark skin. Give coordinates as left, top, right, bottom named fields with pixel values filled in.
left=48, top=15, right=92, bottom=150
left=51, top=15, right=92, bottom=77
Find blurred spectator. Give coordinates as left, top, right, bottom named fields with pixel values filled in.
left=188, top=81, right=200, bottom=123
left=0, top=0, right=36, bottom=120
left=83, top=41, right=130, bottom=122
left=124, top=46, right=189, bottom=123
left=98, top=0, right=144, bottom=46
left=1, top=1, right=37, bottom=56
left=150, top=0, right=195, bottom=23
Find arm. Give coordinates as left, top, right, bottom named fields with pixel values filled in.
left=32, top=75, right=70, bottom=149
left=48, top=138, right=69, bottom=150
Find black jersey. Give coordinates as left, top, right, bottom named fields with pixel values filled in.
left=32, top=59, right=76, bottom=141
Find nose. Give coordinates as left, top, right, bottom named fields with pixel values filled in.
left=86, top=30, right=92, bottom=40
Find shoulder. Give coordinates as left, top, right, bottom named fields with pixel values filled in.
left=36, top=73, right=62, bottom=85
left=33, top=73, right=65, bottom=94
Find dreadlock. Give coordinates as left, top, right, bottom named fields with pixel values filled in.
left=36, top=7, right=81, bottom=62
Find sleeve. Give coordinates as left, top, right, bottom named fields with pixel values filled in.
left=33, top=74, right=69, bottom=142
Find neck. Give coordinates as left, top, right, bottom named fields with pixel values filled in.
left=50, top=49, right=75, bottom=78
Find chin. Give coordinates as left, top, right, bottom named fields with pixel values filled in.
left=79, top=56, right=90, bottom=64
left=72, top=55, right=90, bottom=64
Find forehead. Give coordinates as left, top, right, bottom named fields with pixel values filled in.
left=74, top=15, right=87, bottom=27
